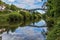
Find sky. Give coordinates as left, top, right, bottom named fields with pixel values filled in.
left=2, top=0, right=47, bottom=14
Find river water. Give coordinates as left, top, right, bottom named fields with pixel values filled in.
left=0, top=19, right=48, bottom=40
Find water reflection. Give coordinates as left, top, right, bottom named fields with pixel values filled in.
left=30, top=20, right=47, bottom=27
left=0, top=19, right=47, bottom=40
left=2, top=27, right=47, bottom=40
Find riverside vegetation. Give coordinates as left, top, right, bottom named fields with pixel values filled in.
left=0, top=0, right=60, bottom=40
left=0, top=0, right=41, bottom=26
left=45, top=0, right=60, bottom=40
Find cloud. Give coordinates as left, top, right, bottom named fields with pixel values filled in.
left=15, top=0, right=43, bottom=9
left=2, top=0, right=47, bottom=13
left=8, top=0, right=15, bottom=2
left=2, top=0, right=43, bottom=9
left=35, top=0, right=42, bottom=2
left=15, top=4, right=27, bottom=8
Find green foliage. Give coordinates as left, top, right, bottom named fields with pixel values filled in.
left=0, top=10, right=11, bottom=15
left=10, top=4, right=19, bottom=11
left=0, top=0, right=41, bottom=27
left=46, top=0, right=60, bottom=40
left=0, top=10, right=41, bottom=23
left=8, top=11, right=23, bottom=22
left=32, top=12, right=41, bottom=20
left=47, top=23, right=60, bottom=40
left=5, top=4, right=11, bottom=10
left=0, top=0, right=5, bottom=5
left=20, top=11, right=32, bottom=20
left=45, top=0, right=60, bottom=28
left=0, top=14, right=8, bottom=23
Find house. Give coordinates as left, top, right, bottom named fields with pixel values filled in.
left=0, top=5, right=6, bottom=11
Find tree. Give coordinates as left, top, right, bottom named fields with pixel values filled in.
left=10, top=4, right=21, bottom=11
left=47, top=0, right=60, bottom=40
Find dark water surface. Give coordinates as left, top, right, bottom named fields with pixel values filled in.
left=0, top=19, right=47, bottom=40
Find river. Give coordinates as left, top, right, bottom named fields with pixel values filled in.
left=0, top=19, right=48, bottom=40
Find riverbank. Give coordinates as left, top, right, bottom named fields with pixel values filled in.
left=0, top=11, right=41, bottom=23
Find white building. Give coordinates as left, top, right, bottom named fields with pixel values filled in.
left=0, top=5, right=5, bottom=11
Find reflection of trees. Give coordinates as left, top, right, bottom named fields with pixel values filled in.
left=0, top=18, right=41, bottom=33
left=10, top=26, right=18, bottom=32
left=20, top=20, right=32, bottom=27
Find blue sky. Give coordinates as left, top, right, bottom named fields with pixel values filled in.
left=2, top=0, right=47, bottom=9
left=2, top=0, right=47, bottom=13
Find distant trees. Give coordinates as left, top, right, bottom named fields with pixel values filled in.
left=0, top=0, right=4, bottom=5
left=0, top=0, right=41, bottom=23
left=10, top=4, right=20, bottom=11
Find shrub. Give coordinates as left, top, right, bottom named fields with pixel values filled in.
left=8, top=11, right=23, bottom=22
left=47, top=23, right=60, bottom=40
left=19, top=11, right=31, bottom=20
left=0, top=10, right=11, bottom=14
left=0, top=15, right=8, bottom=23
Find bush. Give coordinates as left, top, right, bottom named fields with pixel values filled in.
left=19, top=11, right=31, bottom=20
left=0, top=15, right=8, bottom=23
left=0, top=10, right=11, bottom=14
left=8, top=11, right=23, bottom=22
left=47, top=23, right=60, bottom=40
